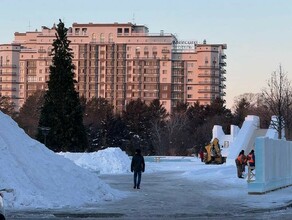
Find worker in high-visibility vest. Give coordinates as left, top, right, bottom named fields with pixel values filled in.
left=247, top=150, right=255, bottom=167
left=235, top=150, right=247, bottom=178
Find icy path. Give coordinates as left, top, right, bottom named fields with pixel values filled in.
left=6, top=170, right=292, bottom=219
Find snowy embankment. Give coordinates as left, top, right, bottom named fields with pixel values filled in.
left=59, top=147, right=131, bottom=174
left=0, top=111, right=126, bottom=209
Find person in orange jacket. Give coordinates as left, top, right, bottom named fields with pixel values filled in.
left=247, top=150, right=255, bottom=168
left=235, top=150, right=247, bottom=178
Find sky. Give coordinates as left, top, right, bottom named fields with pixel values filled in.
left=1, top=109, right=292, bottom=216
left=1, top=0, right=292, bottom=109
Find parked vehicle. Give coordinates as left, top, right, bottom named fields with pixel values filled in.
left=204, top=138, right=226, bottom=164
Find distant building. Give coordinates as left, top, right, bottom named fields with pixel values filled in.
left=0, top=22, right=227, bottom=113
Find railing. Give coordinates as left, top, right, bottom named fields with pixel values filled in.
left=0, top=87, right=16, bottom=91
left=198, top=73, right=220, bottom=77
left=198, top=81, right=219, bottom=85
left=219, top=61, right=226, bottom=66
left=198, top=65, right=220, bottom=69
left=198, top=89, right=219, bottom=93
left=1, top=72, right=17, bottom=75
left=221, top=53, right=227, bottom=59
left=162, top=49, right=170, bottom=53
left=247, top=164, right=255, bottom=183
left=38, top=49, right=47, bottom=53
left=0, top=64, right=17, bottom=68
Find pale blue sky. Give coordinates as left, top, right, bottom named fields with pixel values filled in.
left=1, top=0, right=292, bottom=109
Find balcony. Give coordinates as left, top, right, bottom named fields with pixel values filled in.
left=162, top=49, right=170, bottom=53
left=38, top=57, right=50, bottom=60
left=220, top=69, right=226, bottom=74
left=1, top=79, right=17, bottom=83
left=220, top=84, right=226, bottom=89
left=220, top=76, right=226, bottom=81
left=198, top=65, right=220, bottom=69
left=172, top=65, right=184, bottom=69
left=0, top=64, right=17, bottom=68
left=198, top=89, right=219, bottom=93
left=198, top=81, right=219, bottom=85
left=0, top=87, right=17, bottom=91
left=1, top=72, right=17, bottom=76
left=220, top=92, right=226, bottom=96
left=219, top=61, right=226, bottom=66
left=221, top=53, right=227, bottom=59
left=198, top=73, right=220, bottom=77
left=38, top=49, right=47, bottom=53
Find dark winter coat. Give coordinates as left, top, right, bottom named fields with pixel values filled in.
left=131, top=154, right=145, bottom=172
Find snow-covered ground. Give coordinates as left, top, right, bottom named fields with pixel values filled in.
left=0, top=110, right=292, bottom=214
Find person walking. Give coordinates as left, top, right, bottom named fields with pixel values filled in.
left=131, top=149, right=145, bottom=189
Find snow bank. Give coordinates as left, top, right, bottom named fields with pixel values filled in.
left=0, top=111, right=125, bottom=209
left=59, top=147, right=131, bottom=174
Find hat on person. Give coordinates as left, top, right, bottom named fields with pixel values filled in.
left=135, top=149, right=141, bottom=154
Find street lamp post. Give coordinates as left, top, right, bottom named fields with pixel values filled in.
left=39, top=127, right=51, bottom=146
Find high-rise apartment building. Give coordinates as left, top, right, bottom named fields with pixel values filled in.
left=0, top=22, right=226, bottom=113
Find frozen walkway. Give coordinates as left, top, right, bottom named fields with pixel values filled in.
left=6, top=170, right=292, bottom=219
left=96, top=171, right=292, bottom=219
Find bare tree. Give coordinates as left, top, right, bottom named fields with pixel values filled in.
left=262, top=65, right=292, bottom=139
left=232, top=93, right=272, bottom=129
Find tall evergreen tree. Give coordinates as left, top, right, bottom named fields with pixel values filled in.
left=37, top=20, right=87, bottom=152
left=233, top=98, right=251, bottom=127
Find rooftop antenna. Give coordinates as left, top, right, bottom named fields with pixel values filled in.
left=27, top=21, right=31, bottom=31
left=132, top=13, right=135, bottom=24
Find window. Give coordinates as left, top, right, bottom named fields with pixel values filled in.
left=187, top=79, right=193, bottom=82
left=82, top=28, right=87, bottom=35
left=124, top=28, right=129, bottom=34
left=100, top=33, right=105, bottom=43
left=187, top=86, right=192, bottom=90
left=162, top=78, right=167, bottom=82
left=163, top=86, right=168, bottom=90
left=187, top=94, right=192, bottom=98
left=162, top=93, right=167, bottom=98
left=27, top=76, right=37, bottom=82
left=162, top=70, right=167, bottom=74
left=117, top=28, right=123, bottom=34
left=108, top=33, right=113, bottom=42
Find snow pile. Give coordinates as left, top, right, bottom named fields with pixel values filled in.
left=59, top=147, right=131, bottom=174
left=0, top=111, right=125, bottom=209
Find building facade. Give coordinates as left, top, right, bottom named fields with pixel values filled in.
left=0, top=22, right=226, bottom=113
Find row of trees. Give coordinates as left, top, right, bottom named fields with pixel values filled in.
left=11, top=93, right=234, bottom=155
left=1, top=20, right=292, bottom=155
